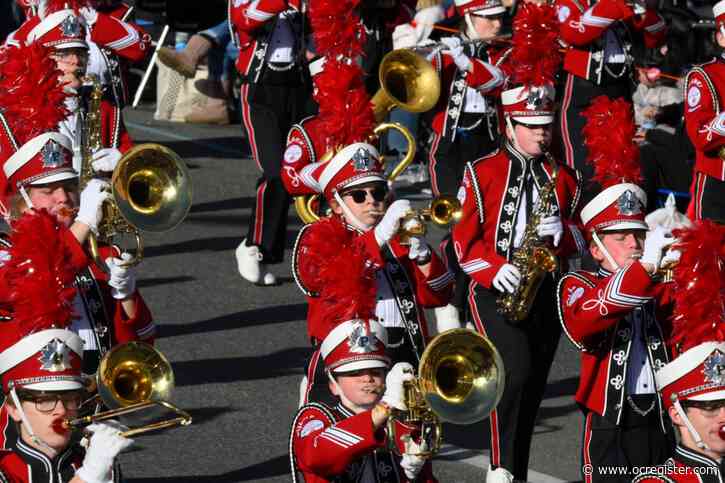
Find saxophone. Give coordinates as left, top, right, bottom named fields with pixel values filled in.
left=496, top=154, right=560, bottom=322
left=80, top=74, right=141, bottom=269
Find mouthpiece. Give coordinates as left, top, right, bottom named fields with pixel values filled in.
left=52, top=419, right=71, bottom=435
left=719, top=425, right=725, bottom=440
left=57, top=207, right=78, bottom=218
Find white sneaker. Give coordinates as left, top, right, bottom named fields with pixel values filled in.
left=235, top=239, right=262, bottom=284
left=434, top=304, right=462, bottom=334
left=486, top=466, right=514, bottom=483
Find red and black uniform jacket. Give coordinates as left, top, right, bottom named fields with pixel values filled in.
left=99, top=97, right=133, bottom=153
left=230, top=0, right=303, bottom=82
left=555, top=0, right=665, bottom=83
left=429, top=40, right=510, bottom=142
left=683, top=57, right=725, bottom=181
left=451, top=143, right=584, bottom=290
left=281, top=116, right=326, bottom=197
left=557, top=264, right=674, bottom=425
left=0, top=438, right=108, bottom=483
left=632, top=445, right=724, bottom=483
left=293, top=216, right=452, bottom=345
left=291, top=402, right=436, bottom=483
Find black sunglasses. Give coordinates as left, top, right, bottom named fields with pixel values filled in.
left=343, top=186, right=388, bottom=204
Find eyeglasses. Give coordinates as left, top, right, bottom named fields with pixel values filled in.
left=342, top=186, right=388, bottom=204
left=19, top=392, right=83, bottom=414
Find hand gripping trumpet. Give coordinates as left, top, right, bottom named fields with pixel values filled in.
left=386, top=329, right=505, bottom=457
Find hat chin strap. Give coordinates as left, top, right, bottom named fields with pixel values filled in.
left=334, top=191, right=373, bottom=232
left=9, top=387, right=59, bottom=458
left=592, top=231, right=620, bottom=271
left=464, top=14, right=480, bottom=40
left=673, top=398, right=710, bottom=451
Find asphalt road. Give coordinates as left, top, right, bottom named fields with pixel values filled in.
left=118, top=106, right=584, bottom=483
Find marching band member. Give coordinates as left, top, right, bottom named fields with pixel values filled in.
left=426, top=0, right=509, bottom=199
left=452, top=6, right=582, bottom=480
left=632, top=221, right=725, bottom=483
left=292, top=141, right=453, bottom=404
left=0, top=41, right=154, bottom=364
left=555, top=0, right=666, bottom=203
left=230, top=0, right=314, bottom=286
left=557, top=97, right=676, bottom=483
left=8, top=5, right=135, bottom=177
left=0, top=211, right=133, bottom=482
left=290, top=317, right=436, bottom=482
left=682, top=0, right=725, bottom=223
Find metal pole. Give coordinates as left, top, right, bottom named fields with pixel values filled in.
left=132, top=24, right=170, bottom=109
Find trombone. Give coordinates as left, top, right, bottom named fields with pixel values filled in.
left=62, top=342, right=192, bottom=438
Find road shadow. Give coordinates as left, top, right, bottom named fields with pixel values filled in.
left=185, top=405, right=237, bottom=426
left=151, top=137, right=250, bottom=160
left=543, top=376, right=579, bottom=399
left=173, top=346, right=309, bottom=386
left=190, top=197, right=255, bottom=213
left=158, top=303, right=307, bottom=338
left=126, top=454, right=290, bottom=482
left=137, top=276, right=195, bottom=289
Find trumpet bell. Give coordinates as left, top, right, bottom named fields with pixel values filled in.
left=97, top=342, right=175, bottom=410
left=418, top=329, right=505, bottom=425
left=372, top=49, right=441, bottom=122
left=112, top=143, right=193, bottom=233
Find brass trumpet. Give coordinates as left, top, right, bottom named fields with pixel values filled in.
left=62, top=342, right=192, bottom=438
left=387, top=329, right=505, bottom=456
left=398, top=196, right=462, bottom=245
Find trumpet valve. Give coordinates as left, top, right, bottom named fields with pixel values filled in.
left=399, top=212, right=427, bottom=245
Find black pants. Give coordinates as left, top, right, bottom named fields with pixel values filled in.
left=428, top=116, right=499, bottom=197
left=557, top=73, right=632, bottom=206
left=240, top=74, right=313, bottom=263
left=690, top=172, right=725, bottom=223
left=469, top=278, right=561, bottom=481
left=582, top=399, right=674, bottom=483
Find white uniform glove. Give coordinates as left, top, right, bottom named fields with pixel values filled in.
left=400, top=437, right=428, bottom=479
left=413, top=5, right=445, bottom=44
left=537, top=215, right=564, bottom=247
left=381, top=362, right=415, bottom=410
left=105, top=253, right=137, bottom=300
left=640, top=226, right=674, bottom=270
left=374, top=199, right=412, bottom=247
left=392, top=23, right=418, bottom=49
left=660, top=247, right=681, bottom=269
left=79, top=6, right=99, bottom=27
left=76, top=179, right=111, bottom=233
left=91, top=148, right=122, bottom=173
left=408, top=236, right=432, bottom=264
left=492, top=264, right=521, bottom=294
left=645, top=193, right=692, bottom=231
left=76, top=422, right=133, bottom=483
left=440, top=37, right=472, bottom=72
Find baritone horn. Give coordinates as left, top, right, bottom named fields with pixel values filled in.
left=293, top=123, right=416, bottom=224
left=372, top=49, right=441, bottom=122
left=399, top=196, right=462, bottom=244
left=62, top=342, right=192, bottom=438
left=387, top=329, right=505, bottom=456
left=88, top=143, right=193, bottom=269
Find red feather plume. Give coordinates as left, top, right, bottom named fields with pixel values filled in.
left=505, top=2, right=561, bottom=87
left=297, top=218, right=377, bottom=330
left=668, top=220, right=725, bottom=354
left=308, top=0, right=375, bottom=150
left=0, top=43, right=70, bottom=146
left=581, top=96, right=642, bottom=188
left=3, top=210, right=78, bottom=335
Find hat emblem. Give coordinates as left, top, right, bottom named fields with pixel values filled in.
left=38, top=339, right=72, bottom=372
left=41, top=140, right=66, bottom=168
left=352, top=148, right=373, bottom=172
left=348, top=321, right=379, bottom=354
left=703, top=350, right=725, bottom=385
left=617, top=189, right=642, bottom=216
left=60, top=15, right=81, bottom=38
left=526, top=87, right=545, bottom=110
